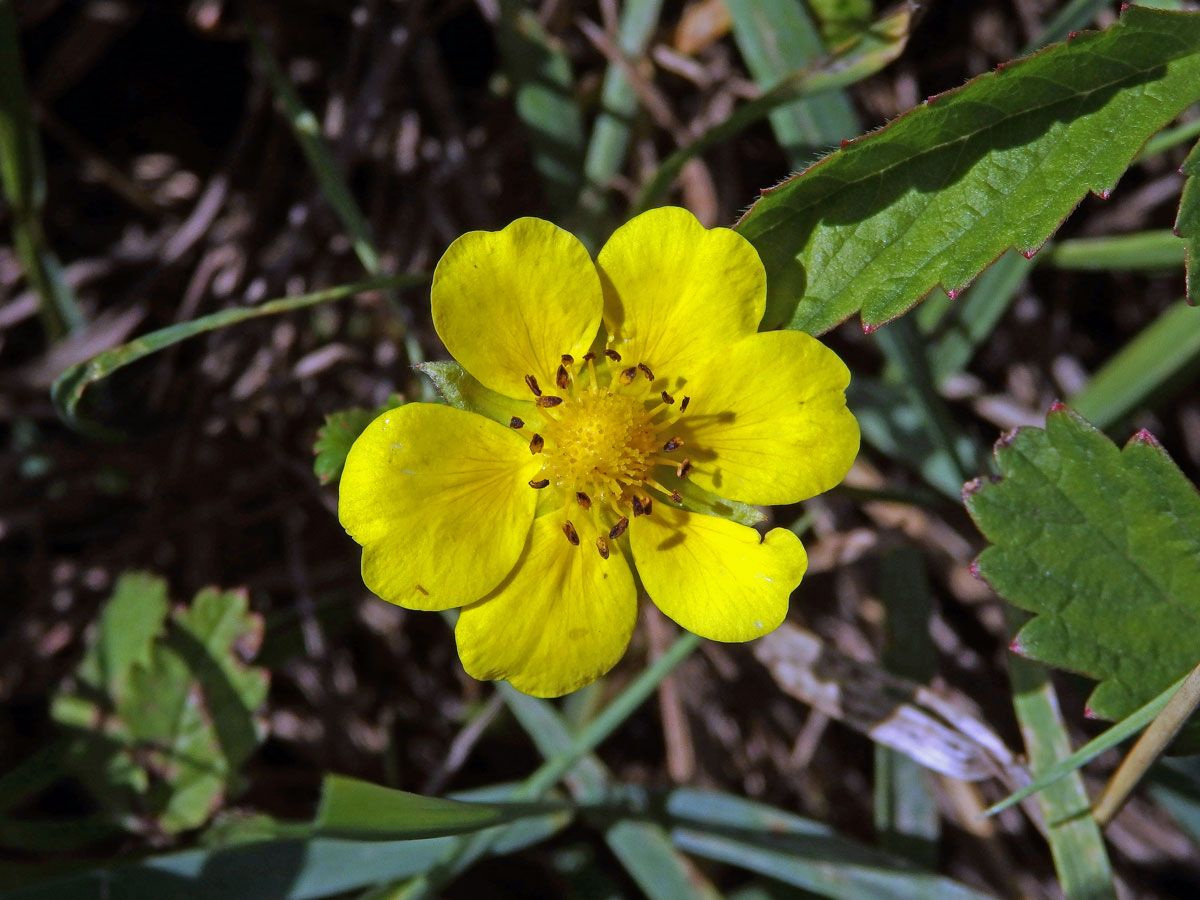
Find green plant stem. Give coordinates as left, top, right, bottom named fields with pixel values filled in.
left=1093, top=660, right=1200, bottom=826
left=398, top=632, right=703, bottom=900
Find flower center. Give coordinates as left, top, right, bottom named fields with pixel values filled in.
left=513, top=349, right=694, bottom=558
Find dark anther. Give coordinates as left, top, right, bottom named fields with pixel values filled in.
left=619, top=366, right=637, bottom=385
left=680, top=396, right=691, bottom=412
left=596, top=537, right=610, bottom=559
left=576, top=491, right=592, bottom=509
left=631, top=496, right=645, bottom=517
left=561, top=354, right=575, bottom=365
left=605, top=348, right=622, bottom=362
left=524, top=374, right=542, bottom=397
left=555, top=364, right=570, bottom=389
left=642, top=497, right=653, bottom=516
left=529, top=434, right=544, bottom=454
left=609, top=517, right=629, bottom=540
left=676, top=458, right=693, bottom=479
left=661, top=391, right=674, bottom=405
left=583, top=351, right=595, bottom=362
left=509, top=416, right=525, bottom=429
left=669, top=490, right=683, bottom=504
left=638, top=363, right=654, bottom=381
left=562, top=520, right=580, bottom=546
left=536, top=395, right=563, bottom=408
left=529, top=478, right=550, bottom=489
left=663, top=436, right=683, bottom=452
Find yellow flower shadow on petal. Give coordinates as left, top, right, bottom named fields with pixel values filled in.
left=340, top=403, right=543, bottom=611
left=456, top=516, right=638, bottom=698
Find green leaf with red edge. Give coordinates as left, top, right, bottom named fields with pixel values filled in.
left=964, top=405, right=1200, bottom=741
left=736, top=6, right=1200, bottom=333
left=1176, top=137, right=1200, bottom=301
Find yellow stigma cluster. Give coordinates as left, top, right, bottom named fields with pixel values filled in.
left=544, top=390, right=657, bottom=501
left=515, top=350, right=692, bottom=554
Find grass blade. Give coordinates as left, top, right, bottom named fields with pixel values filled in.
left=1041, top=230, right=1185, bottom=271
left=577, top=0, right=664, bottom=240
left=51, top=273, right=426, bottom=437
left=494, top=0, right=586, bottom=216
left=874, top=548, right=940, bottom=866
left=1069, top=300, right=1200, bottom=429
left=1008, top=617, right=1116, bottom=900
left=633, top=5, right=911, bottom=215
left=0, top=2, right=84, bottom=340
left=726, top=0, right=858, bottom=156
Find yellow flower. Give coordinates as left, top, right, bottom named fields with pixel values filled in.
left=339, top=207, right=859, bottom=697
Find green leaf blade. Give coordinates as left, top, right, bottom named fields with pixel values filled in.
left=737, top=7, right=1200, bottom=332
left=966, top=405, right=1200, bottom=730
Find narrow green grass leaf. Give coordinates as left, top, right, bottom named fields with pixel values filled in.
left=808, top=0, right=873, bottom=46
left=0, top=3, right=84, bottom=339
left=1008, top=640, right=1117, bottom=900
left=500, top=685, right=724, bottom=900
left=1042, top=230, right=1185, bottom=270
left=51, top=273, right=423, bottom=437
left=919, top=250, right=1033, bottom=386
left=875, top=549, right=940, bottom=866
left=665, top=788, right=998, bottom=900
left=245, top=19, right=381, bottom=277
left=736, top=7, right=1200, bottom=333
left=494, top=0, right=586, bottom=215
left=985, top=669, right=1186, bottom=816
left=1176, top=138, right=1200, bottom=299
left=965, top=404, right=1200, bottom=736
left=726, top=0, right=858, bottom=154
left=1025, top=0, right=1111, bottom=51
left=577, top=0, right=663, bottom=239
left=1070, top=300, right=1200, bottom=428
left=634, top=6, right=911, bottom=215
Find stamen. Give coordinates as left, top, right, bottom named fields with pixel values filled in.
left=631, top=496, right=645, bottom=517
left=582, top=352, right=595, bottom=362
left=676, top=458, right=693, bottom=478
left=680, top=396, right=690, bottom=412
left=562, top=521, right=580, bottom=546
left=561, top=354, right=575, bottom=365
left=525, top=374, right=542, bottom=397
left=648, top=478, right=684, bottom=504
left=638, top=363, right=654, bottom=381
left=609, top=517, right=629, bottom=540
left=536, top=395, right=563, bottom=408
left=576, top=491, right=592, bottom=509
left=660, top=390, right=674, bottom=405
left=619, top=366, right=637, bottom=385
left=596, top=536, right=610, bottom=559
left=605, top=348, right=622, bottom=362
left=662, top=436, right=683, bottom=452
left=555, top=364, right=570, bottom=389
left=529, top=434, right=544, bottom=454
left=642, top=496, right=653, bottom=516
left=529, top=478, right=550, bottom=489
left=509, top=416, right=525, bottom=429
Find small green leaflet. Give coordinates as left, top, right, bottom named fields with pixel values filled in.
left=736, top=6, right=1200, bottom=333
left=964, top=404, right=1200, bottom=738
left=313, top=399, right=400, bottom=484
left=1176, top=137, right=1200, bottom=301
left=50, top=573, right=269, bottom=835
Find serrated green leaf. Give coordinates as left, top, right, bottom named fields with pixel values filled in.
left=313, top=405, right=389, bottom=484
left=1176, top=138, right=1200, bottom=300
left=736, top=6, right=1200, bottom=333
left=965, top=405, right=1200, bottom=732
left=50, top=576, right=269, bottom=835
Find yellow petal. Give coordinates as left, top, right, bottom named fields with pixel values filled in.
left=675, top=329, right=859, bottom=505
left=596, top=207, right=765, bottom=378
left=631, top=505, right=806, bottom=642
left=456, top=516, right=638, bottom=697
left=432, top=218, right=603, bottom=400
left=339, top=403, right=542, bottom=611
